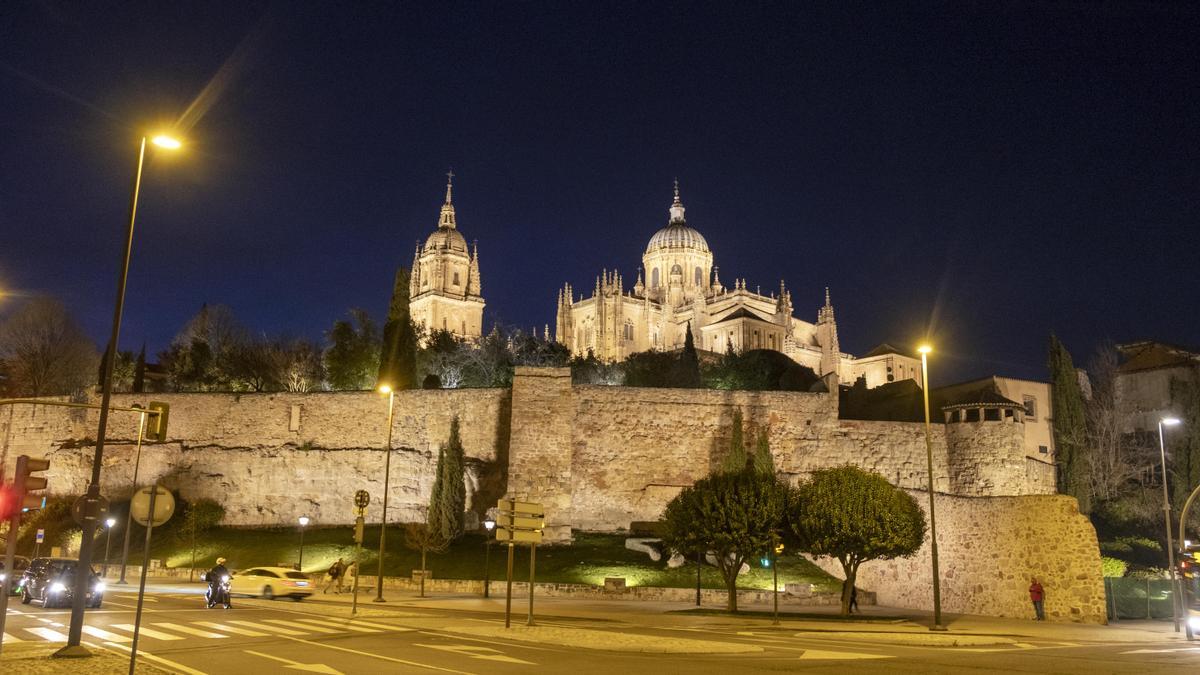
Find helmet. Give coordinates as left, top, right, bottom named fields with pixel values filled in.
left=216, top=557, right=227, bottom=565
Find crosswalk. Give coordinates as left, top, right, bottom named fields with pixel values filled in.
left=3, top=613, right=411, bottom=644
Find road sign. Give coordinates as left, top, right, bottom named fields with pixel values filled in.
left=71, top=495, right=110, bottom=527
left=130, top=486, right=175, bottom=527
left=497, top=499, right=542, bottom=516
left=354, top=490, right=370, bottom=510
left=496, top=527, right=543, bottom=544
left=496, top=514, right=544, bottom=530
left=36, top=529, right=44, bottom=543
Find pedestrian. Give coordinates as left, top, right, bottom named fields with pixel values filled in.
left=849, top=585, right=859, bottom=614
left=1029, top=577, right=1045, bottom=621
left=324, top=557, right=345, bottom=594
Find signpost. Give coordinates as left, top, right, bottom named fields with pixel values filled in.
left=128, top=484, right=175, bottom=675
left=352, top=490, right=369, bottom=615
left=35, top=529, right=44, bottom=558
left=495, top=498, right=544, bottom=628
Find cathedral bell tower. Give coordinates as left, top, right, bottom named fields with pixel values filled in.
left=409, top=172, right=486, bottom=340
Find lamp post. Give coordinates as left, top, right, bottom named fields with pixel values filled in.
left=102, top=518, right=117, bottom=578
left=298, top=516, right=310, bottom=571
left=483, top=518, right=495, bottom=598
left=374, top=385, right=396, bottom=603
left=58, top=133, right=182, bottom=658
left=1159, top=417, right=1182, bottom=632
left=772, top=539, right=784, bottom=625
left=918, top=344, right=946, bottom=631
left=118, top=410, right=148, bottom=585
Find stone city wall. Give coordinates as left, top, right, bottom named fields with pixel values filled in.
left=2, top=368, right=1049, bottom=533
left=806, top=493, right=1106, bottom=623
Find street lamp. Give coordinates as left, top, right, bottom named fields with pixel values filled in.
left=298, top=516, right=311, bottom=571
left=102, top=518, right=117, bottom=578
left=483, top=518, right=495, bottom=598
left=374, top=384, right=396, bottom=603
left=1159, top=416, right=1182, bottom=632
left=59, top=132, right=182, bottom=658
left=918, top=344, right=946, bottom=631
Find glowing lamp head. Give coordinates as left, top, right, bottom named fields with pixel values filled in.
left=106, top=517, right=117, bottom=528
left=1162, top=417, right=1182, bottom=426
left=378, top=384, right=392, bottom=394
left=917, top=345, right=932, bottom=355
left=151, top=134, right=182, bottom=150
left=298, top=516, right=310, bottom=527
left=483, top=518, right=496, bottom=532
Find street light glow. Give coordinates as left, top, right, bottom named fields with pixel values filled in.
left=1162, top=417, right=1182, bottom=426
left=483, top=518, right=496, bottom=532
left=918, top=344, right=932, bottom=354
left=105, top=518, right=116, bottom=528
left=378, top=384, right=392, bottom=394
left=298, top=516, right=310, bottom=527
left=151, top=134, right=182, bottom=150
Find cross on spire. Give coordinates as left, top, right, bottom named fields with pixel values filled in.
left=444, top=169, right=455, bottom=204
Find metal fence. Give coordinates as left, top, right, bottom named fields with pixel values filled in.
left=1104, top=577, right=1176, bottom=620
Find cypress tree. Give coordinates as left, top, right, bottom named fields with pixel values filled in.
left=720, top=408, right=749, bottom=474
left=752, top=428, right=774, bottom=476
left=1168, top=376, right=1200, bottom=526
left=132, top=343, right=146, bottom=393
left=427, top=446, right=447, bottom=537
left=674, top=321, right=702, bottom=388
left=1047, top=333, right=1090, bottom=513
left=440, top=416, right=466, bottom=541
left=378, top=267, right=417, bottom=390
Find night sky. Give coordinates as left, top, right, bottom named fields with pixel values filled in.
left=2, top=1, right=1197, bottom=385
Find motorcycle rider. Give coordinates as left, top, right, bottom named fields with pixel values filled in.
left=205, top=557, right=232, bottom=608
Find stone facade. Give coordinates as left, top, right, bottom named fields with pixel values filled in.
left=806, top=493, right=1107, bottom=623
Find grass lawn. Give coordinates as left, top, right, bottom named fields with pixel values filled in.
left=151, top=526, right=840, bottom=592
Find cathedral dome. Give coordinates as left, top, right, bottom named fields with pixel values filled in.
left=646, top=222, right=710, bottom=254
left=424, top=226, right=468, bottom=253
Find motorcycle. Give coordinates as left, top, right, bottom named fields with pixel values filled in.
left=204, top=573, right=232, bottom=609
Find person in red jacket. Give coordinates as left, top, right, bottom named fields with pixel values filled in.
left=1029, top=578, right=1045, bottom=621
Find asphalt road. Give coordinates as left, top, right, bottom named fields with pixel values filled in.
left=3, top=586, right=1200, bottom=674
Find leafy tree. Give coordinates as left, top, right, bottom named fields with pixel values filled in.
left=720, top=408, right=749, bottom=474
left=324, top=308, right=380, bottom=390
left=752, top=428, right=774, bottom=476
left=378, top=267, right=418, bottom=391
left=661, top=470, right=787, bottom=611
left=403, top=522, right=447, bottom=598
left=703, top=349, right=819, bottom=391
left=173, top=499, right=225, bottom=578
left=98, top=347, right=137, bottom=391
left=0, top=297, right=99, bottom=397
left=623, top=350, right=680, bottom=387
left=1048, top=334, right=1091, bottom=513
left=427, top=417, right=467, bottom=543
left=788, top=466, right=926, bottom=615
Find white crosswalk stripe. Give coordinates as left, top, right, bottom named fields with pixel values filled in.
left=151, top=622, right=229, bottom=638
left=293, top=618, right=382, bottom=633
left=228, top=619, right=308, bottom=636
left=263, top=619, right=339, bottom=634
left=3, top=632, right=24, bottom=643
left=24, top=627, right=68, bottom=641
left=111, top=623, right=185, bottom=641
left=82, top=625, right=132, bottom=643
left=195, top=621, right=270, bottom=637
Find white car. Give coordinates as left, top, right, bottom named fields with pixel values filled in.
left=229, top=567, right=314, bottom=601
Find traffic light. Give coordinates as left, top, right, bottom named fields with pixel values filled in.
left=147, top=401, right=170, bottom=442
left=14, top=455, right=50, bottom=511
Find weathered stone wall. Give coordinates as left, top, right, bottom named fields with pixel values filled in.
left=806, top=493, right=1106, bottom=623
left=0, top=390, right=511, bottom=527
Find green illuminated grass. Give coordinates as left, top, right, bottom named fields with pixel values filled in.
left=150, top=528, right=838, bottom=592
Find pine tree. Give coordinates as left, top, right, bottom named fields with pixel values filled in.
left=720, top=408, right=749, bottom=474
left=752, top=428, right=774, bottom=475
left=674, top=321, right=702, bottom=388
left=378, top=267, right=417, bottom=391
left=1048, top=333, right=1091, bottom=513
left=132, top=343, right=146, bottom=393
left=428, top=416, right=466, bottom=543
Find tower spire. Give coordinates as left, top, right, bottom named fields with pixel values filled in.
left=438, top=170, right=457, bottom=229
left=669, top=179, right=686, bottom=223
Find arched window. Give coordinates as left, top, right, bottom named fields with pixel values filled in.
left=651, top=268, right=660, bottom=288
left=695, top=267, right=703, bottom=286
left=461, top=320, right=466, bottom=334
left=453, top=271, right=460, bottom=286
left=623, top=321, right=633, bottom=341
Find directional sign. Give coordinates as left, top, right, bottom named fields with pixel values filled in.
left=496, top=514, right=544, bottom=530
left=497, top=499, right=543, bottom=516
left=496, top=527, right=543, bottom=544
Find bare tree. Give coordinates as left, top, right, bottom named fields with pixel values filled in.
left=1085, top=345, right=1153, bottom=505
left=0, top=297, right=99, bottom=397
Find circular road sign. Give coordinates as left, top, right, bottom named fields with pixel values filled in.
left=354, top=490, right=370, bottom=509
left=71, top=495, right=110, bottom=527
left=130, top=486, right=176, bottom=527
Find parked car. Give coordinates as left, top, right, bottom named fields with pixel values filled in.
left=229, top=567, right=313, bottom=600
left=1, top=555, right=31, bottom=595
left=20, top=557, right=105, bottom=608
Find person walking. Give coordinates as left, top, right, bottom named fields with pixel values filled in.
left=324, top=557, right=345, bottom=594
left=1029, top=577, right=1045, bottom=621
left=849, top=585, right=859, bottom=614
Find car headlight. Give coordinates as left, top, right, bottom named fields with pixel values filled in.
left=0, top=573, right=6, bottom=582
left=93, top=582, right=106, bottom=593
left=1189, top=616, right=1200, bottom=631
left=49, top=582, right=66, bottom=593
